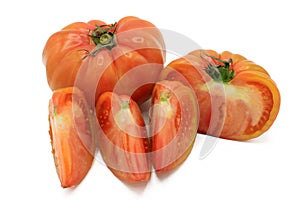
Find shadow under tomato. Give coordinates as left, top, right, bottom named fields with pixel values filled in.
left=154, top=164, right=182, bottom=181
left=121, top=178, right=150, bottom=194
left=242, top=134, right=270, bottom=144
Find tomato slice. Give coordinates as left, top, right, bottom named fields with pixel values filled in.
left=150, top=80, right=199, bottom=172
left=48, top=87, right=95, bottom=188
left=95, top=92, right=151, bottom=182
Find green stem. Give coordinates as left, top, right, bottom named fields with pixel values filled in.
left=204, top=54, right=235, bottom=83
left=87, top=23, right=117, bottom=56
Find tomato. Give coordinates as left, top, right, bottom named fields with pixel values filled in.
left=43, top=16, right=165, bottom=105
left=150, top=80, right=199, bottom=172
left=48, top=87, right=95, bottom=188
left=160, top=50, right=280, bottom=140
left=95, top=92, right=151, bottom=182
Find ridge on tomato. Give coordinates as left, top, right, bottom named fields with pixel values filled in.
left=95, top=92, right=151, bottom=182
left=150, top=80, right=199, bottom=172
left=160, top=50, right=280, bottom=140
left=43, top=16, right=165, bottom=105
left=48, top=87, right=95, bottom=188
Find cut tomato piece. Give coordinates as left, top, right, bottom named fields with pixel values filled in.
left=48, top=87, right=95, bottom=188
left=161, top=50, right=280, bottom=140
left=95, top=92, right=151, bottom=182
left=150, top=80, right=199, bottom=172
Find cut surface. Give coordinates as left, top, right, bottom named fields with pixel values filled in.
left=95, top=92, right=151, bottom=182
left=48, top=87, right=94, bottom=188
left=150, top=80, right=198, bottom=172
left=200, top=74, right=277, bottom=140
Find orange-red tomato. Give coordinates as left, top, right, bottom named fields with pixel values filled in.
left=150, top=80, right=198, bottom=172
left=43, top=16, right=165, bottom=105
left=95, top=92, right=151, bottom=182
left=161, top=50, right=280, bottom=140
left=48, top=87, right=95, bottom=188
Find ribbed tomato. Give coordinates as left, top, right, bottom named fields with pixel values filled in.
left=48, top=87, right=95, bottom=188
left=43, top=16, right=165, bottom=105
left=160, top=50, right=280, bottom=140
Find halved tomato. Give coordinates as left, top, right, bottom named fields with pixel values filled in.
left=150, top=80, right=199, bottom=172
left=160, top=50, right=280, bottom=140
left=95, top=92, right=151, bottom=182
left=48, top=87, right=95, bottom=188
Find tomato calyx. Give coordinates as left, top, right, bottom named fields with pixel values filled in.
left=87, top=23, right=117, bottom=56
left=204, top=54, right=235, bottom=83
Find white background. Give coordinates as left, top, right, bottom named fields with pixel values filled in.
left=1, top=0, right=299, bottom=199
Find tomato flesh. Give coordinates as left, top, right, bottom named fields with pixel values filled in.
left=48, top=87, right=95, bottom=188
left=199, top=79, right=274, bottom=140
left=95, top=92, right=150, bottom=182
left=150, top=80, right=199, bottom=172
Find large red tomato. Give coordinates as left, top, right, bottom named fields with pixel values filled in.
left=48, top=87, right=95, bottom=188
left=160, top=50, right=280, bottom=140
left=43, top=16, right=165, bottom=105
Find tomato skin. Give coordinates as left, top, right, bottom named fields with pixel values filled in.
left=95, top=92, right=151, bottom=182
left=161, top=50, right=280, bottom=140
left=48, top=87, right=95, bottom=188
left=43, top=16, right=165, bottom=105
left=150, top=80, right=199, bottom=172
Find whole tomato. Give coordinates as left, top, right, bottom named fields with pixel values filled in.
left=160, top=50, right=280, bottom=140
left=43, top=16, right=165, bottom=105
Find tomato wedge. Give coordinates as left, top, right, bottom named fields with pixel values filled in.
left=150, top=80, right=199, bottom=172
left=160, top=50, right=280, bottom=140
left=95, top=92, right=151, bottom=182
left=48, top=87, right=95, bottom=188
